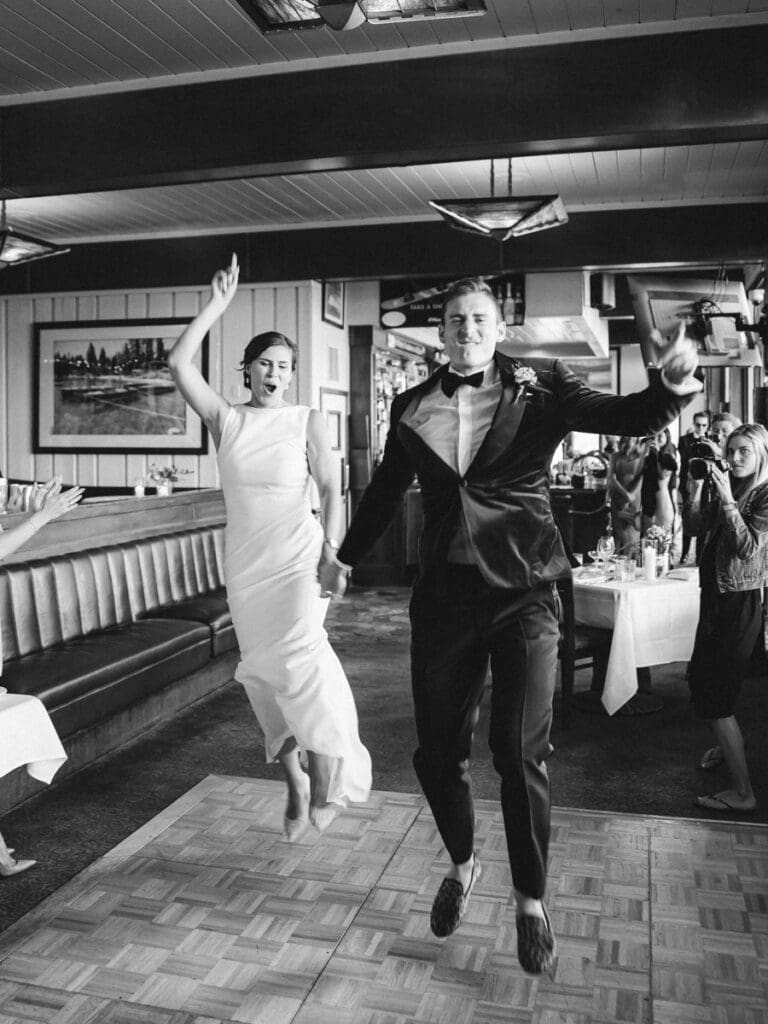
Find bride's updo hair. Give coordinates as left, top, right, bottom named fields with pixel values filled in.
left=238, top=331, right=297, bottom=387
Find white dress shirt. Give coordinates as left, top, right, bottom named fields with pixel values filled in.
left=416, top=362, right=502, bottom=476
left=412, top=361, right=501, bottom=562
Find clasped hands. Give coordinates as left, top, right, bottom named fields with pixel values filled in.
left=317, top=548, right=350, bottom=599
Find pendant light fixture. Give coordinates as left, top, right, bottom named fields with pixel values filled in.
left=0, top=200, right=70, bottom=268
left=429, top=158, right=568, bottom=242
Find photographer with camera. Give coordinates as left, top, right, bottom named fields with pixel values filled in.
left=685, top=412, right=741, bottom=569
left=684, top=423, right=768, bottom=813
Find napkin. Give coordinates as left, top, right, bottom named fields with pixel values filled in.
left=665, top=567, right=698, bottom=581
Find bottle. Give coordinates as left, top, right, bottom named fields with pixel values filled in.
left=502, top=281, right=516, bottom=326
left=512, top=281, right=525, bottom=325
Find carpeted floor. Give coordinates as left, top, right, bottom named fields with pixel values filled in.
left=1, top=585, right=766, bottom=932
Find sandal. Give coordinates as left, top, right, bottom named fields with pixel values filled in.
left=694, top=793, right=756, bottom=815
left=698, top=746, right=724, bottom=771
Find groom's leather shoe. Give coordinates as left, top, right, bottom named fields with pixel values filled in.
left=430, top=856, right=481, bottom=938
left=516, top=902, right=557, bottom=975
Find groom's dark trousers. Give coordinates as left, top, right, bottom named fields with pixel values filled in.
left=411, top=564, right=558, bottom=898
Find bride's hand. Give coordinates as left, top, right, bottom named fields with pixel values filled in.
left=210, top=253, right=239, bottom=310
left=317, top=554, right=348, bottom=599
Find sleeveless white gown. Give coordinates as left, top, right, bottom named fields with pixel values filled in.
left=217, top=403, right=371, bottom=805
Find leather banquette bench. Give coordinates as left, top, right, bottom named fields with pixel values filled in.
left=0, top=525, right=237, bottom=809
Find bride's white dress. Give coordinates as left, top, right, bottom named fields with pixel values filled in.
left=218, top=403, right=371, bottom=805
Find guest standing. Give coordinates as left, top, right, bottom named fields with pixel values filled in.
left=0, top=476, right=84, bottom=876
left=640, top=428, right=680, bottom=558
left=688, top=412, right=742, bottom=570
left=677, top=411, right=710, bottom=563
left=168, top=255, right=371, bottom=841
left=607, top=436, right=647, bottom=557
left=324, top=277, right=700, bottom=974
left=686, top=423, right=768, bottom=813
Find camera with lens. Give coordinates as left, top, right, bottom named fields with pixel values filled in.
left=657, top=451, right=678, bottom=473
left=688, top=441, right=729, bottom=480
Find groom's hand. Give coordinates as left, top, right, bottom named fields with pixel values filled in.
left=650, top=321, right=699, bottom=386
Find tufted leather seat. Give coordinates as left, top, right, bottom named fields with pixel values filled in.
left=2, top=619, right=210, bottom=738
left=0, top=526, right=235, bottom=739
left=125, top=530, right=237, bottom=656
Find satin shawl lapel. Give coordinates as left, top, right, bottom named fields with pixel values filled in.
left=397, top=371, right=457, bottom=478
left=467, top=357, right=527, bottom=477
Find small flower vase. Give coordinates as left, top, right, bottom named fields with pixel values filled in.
left=656, top=550, right=669, bottom=577
left=156, top=480, right=173, bottom=497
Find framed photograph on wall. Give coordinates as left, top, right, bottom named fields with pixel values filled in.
left=322, top=281, right=345, bottom=328
left=319, top=388, right=347, bottom=452
left=319, top=387, right=349, bottom=525
left=33, top=319, right=209, bottom=454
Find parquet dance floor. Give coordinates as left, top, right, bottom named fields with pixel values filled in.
left=0, top=776, right=765, bottom=1024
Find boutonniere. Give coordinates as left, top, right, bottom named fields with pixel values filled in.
left=512, top=365, right=539, bottom=403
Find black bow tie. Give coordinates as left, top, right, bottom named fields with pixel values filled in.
left=441, top=370, right=484, bottom=398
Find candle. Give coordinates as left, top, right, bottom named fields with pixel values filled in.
left=642, top=545, right=656, bottom=581
left=134, top=484, right=145, bottom=497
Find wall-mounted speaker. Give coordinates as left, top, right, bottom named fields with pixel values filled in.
left=590, top=273, right=616, bottom=312
left=754, top=386, right=768, bottom=427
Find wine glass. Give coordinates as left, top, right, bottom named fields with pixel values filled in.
left=596, top=532, right=615, bottom=573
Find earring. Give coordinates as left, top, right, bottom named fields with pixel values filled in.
left=243, top=372, right=251, bottom=388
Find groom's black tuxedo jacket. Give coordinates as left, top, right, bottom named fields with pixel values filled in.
left=338, top=352, right=695, bottom=590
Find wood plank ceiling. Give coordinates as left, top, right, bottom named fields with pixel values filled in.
left=0, top=0, right=766, bottom=273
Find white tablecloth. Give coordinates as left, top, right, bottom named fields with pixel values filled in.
left=0, top=692, right=67, bottom=783
left=573, top=568, right=701, bottom=715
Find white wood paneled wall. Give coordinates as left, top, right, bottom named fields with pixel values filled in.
left=0, top=280, right=340, bottom=489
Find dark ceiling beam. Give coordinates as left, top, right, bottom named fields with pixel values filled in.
left=2, top=26, right=767, bottom=199
left=3, top=205, right=767, bottom=295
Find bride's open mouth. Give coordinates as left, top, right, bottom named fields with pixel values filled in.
left=264, top=383, right=278, bottom=394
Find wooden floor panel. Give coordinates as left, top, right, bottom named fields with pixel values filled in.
left=0, top=775, right=766, bottom=1024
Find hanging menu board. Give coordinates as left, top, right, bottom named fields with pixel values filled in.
left=380, top=274, right=526, bottom=329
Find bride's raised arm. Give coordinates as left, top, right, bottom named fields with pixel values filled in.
left=168, top=254, right=239, bottom=447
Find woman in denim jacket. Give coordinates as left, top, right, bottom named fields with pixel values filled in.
left=685, top=423, right=768, bottom=814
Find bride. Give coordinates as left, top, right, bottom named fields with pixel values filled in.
left=168, top=255, right=371, bottom=841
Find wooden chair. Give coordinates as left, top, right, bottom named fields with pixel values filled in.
left=555, top=574, right=612, bottom=727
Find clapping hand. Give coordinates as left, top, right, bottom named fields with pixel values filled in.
left=649, top=321, right=699, bottom=385
left=31, top=476, right=85, bottom=522
left=211, top=253, right=239, bottom=310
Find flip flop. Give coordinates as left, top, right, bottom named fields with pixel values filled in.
left=694, top=794, right=756, bottom=815
left=698, top=747, right=724, bottom=770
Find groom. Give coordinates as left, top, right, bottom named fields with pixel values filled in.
left=325, top=278, right=700, bottom=974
